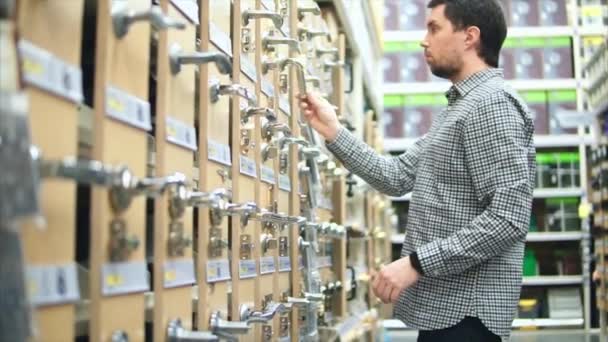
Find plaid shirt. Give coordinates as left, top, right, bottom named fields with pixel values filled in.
left=327, top=68, right=535, bottom=341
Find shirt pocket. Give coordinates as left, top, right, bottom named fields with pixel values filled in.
left=428, top=116, right=467, bottom=184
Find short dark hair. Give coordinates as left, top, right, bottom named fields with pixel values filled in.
left=427, top=0, right=507, bottom=67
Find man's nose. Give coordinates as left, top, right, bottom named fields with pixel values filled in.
left=420, top=38, right=429, bottom=49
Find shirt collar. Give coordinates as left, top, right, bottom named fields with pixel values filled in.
left=445, top=68, right=503, bottom=101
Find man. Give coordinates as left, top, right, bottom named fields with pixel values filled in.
left=298, top=1, right=535, bottom=341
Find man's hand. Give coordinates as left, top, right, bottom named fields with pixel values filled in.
left=297, top=92, right=342, bottom=141
left=372, top=256, right=421, bottom=304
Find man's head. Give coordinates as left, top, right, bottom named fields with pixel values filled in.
left=422, top=0, right=507, bottom=81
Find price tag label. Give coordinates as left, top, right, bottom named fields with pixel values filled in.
left=209, top=22, right=233, bottom=57
left=18, top=40, right=83, bottom=103
left=26, top=263, right=80, bottom=306
left=240, top=155, right=257, bottom=178
left=279, top=174, right=291, bottom=192
left=170, top=0, right=199, bottom=24
left=101, top=261, right=149, bottom=296
left=261, top=165, right=276, bottom=185
left=241, top=55, right=257, bottom=82
left=278, top=256, right=292, bottom=272
left=206, top=259, right=231, bottom=283
left=164, top=259, right=196, bottom=288
left=208, top=139, right=232, bottom=166
left=239, top=259, right=257, bottom=279
left=166, top=116, right=197, bottom=151
left=260, top=256, right=276, bottom=274
left=105, top=85, right=152, bottom=131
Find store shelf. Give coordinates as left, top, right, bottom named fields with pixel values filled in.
left=526, top=231, right=585, bottom=242
left=392, top=231, right=584, bottom=244
left=534, top=135, right=594, bottom=148
left=522, top=275, right=583, bottom=286
left=384, top=135, right=593, bottom=152
left=512, top=318, right=584, bottom=329
left=384, top=26, right=607, bottom=42
left=383, top=79, right=579, bottom=95
left=533, top=188, right=583, bottom=198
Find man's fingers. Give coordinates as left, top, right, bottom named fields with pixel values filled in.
left=390, top=287, right=401, bottom=304
left=381, top=284, right=393, bottom=304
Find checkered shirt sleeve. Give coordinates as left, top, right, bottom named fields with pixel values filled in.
left=326, top=128, right=426, bottom=197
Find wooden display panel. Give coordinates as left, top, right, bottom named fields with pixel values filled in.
left=233, top=1, right=260, bottom=340
left=152, top=2, right=197, bottom=340
left=90, top=1, right=152, bottom=340
left=287, top=1, right=306, bottom=339
left=197, top=0, right=234, bottom=332
left=255, top=1, right=284, bottom=340
left=275, top=106, right=295, bottom=342
left=16, top=1, right=84, bottom=340
left=330, top=32, right=347, bottom=319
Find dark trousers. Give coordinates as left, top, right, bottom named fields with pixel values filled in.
left=417, top=316, right=501, bottom=342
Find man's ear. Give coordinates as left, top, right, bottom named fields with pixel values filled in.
left=464, top=26, right=481, bottom=50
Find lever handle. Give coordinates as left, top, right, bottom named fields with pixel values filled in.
left=209, top=81, right=257, bottom=107
left=323, top=60, right=345, bottom=72
left=240, top=106, right=277, bottom=124
left=112, top=5, right=186, bottom=39
left=262, top=121, right=292, bottom=141
left=278, top=136, right=308, bottom=150
left=285, top=296, right=310, bottom=308
left=169, top=44, right=232, bottom=75
left=38, top=157, right=118, bottom=186
left=304, top=292, right=325, bottom=302
left=299, top=146, right=321, bottom=159
left=239, top=302, right=289, bottom=324
left=297, top=4, right=321, bottom=20
left=242, top=9, right=283, bottom=29
left=261, top=143, right=279, bottom=162
left=261, top=36, right=301, bottom=54
left=209, top=311, right=250, bottom=339
left=167, top=319, right=219, bottom=342
left=316, top=47, right=339, bottom=59
left=226, top=202, right=258, bottom=227
left=107, top=169, right=183, bottom=214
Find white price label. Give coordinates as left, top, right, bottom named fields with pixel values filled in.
left=166, top=116, right=197, bottom=151
left=239, top=155, right=257, bottom=178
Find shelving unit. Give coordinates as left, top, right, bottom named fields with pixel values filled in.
left=383, top=0, right=607, bottom=332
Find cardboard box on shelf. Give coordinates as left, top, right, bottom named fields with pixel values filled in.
left=521, top=91, right=549, bottom=135
left=543, top=37, right=573, bottom=79
left=514, top=38, right=545, bottom=80
left=548, top=90, right=578, bottom=135
left=500, top=38, right=517, bottom=80
left=383, top=52, right=402, bottom=83
left=382, top=93, right=442, bottom=139
left=538, top=0, right=569, bottom=26
left=383, top=42, right=428, bottom=83
left=398, top=0, right=427, bottom=31
left=510, top=0, right=540, bottom=27
left=384, top=0, right=400, bottom=30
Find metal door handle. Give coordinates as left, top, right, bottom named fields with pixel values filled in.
left=242, top=9, right=283, bottom=29
left=112, top=5, right=186, bottom=39
left=169, top=44, right=232, bottom=75
left=209, top=81, right=257, bottom=107
left=297, top=4, right=321, bottom=21
left=167, top=319, right=218, bottom=341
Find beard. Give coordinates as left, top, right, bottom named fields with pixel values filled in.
left=429, top=63, right=459, bottom=79
left=427, top=55, right=462, bottom=79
